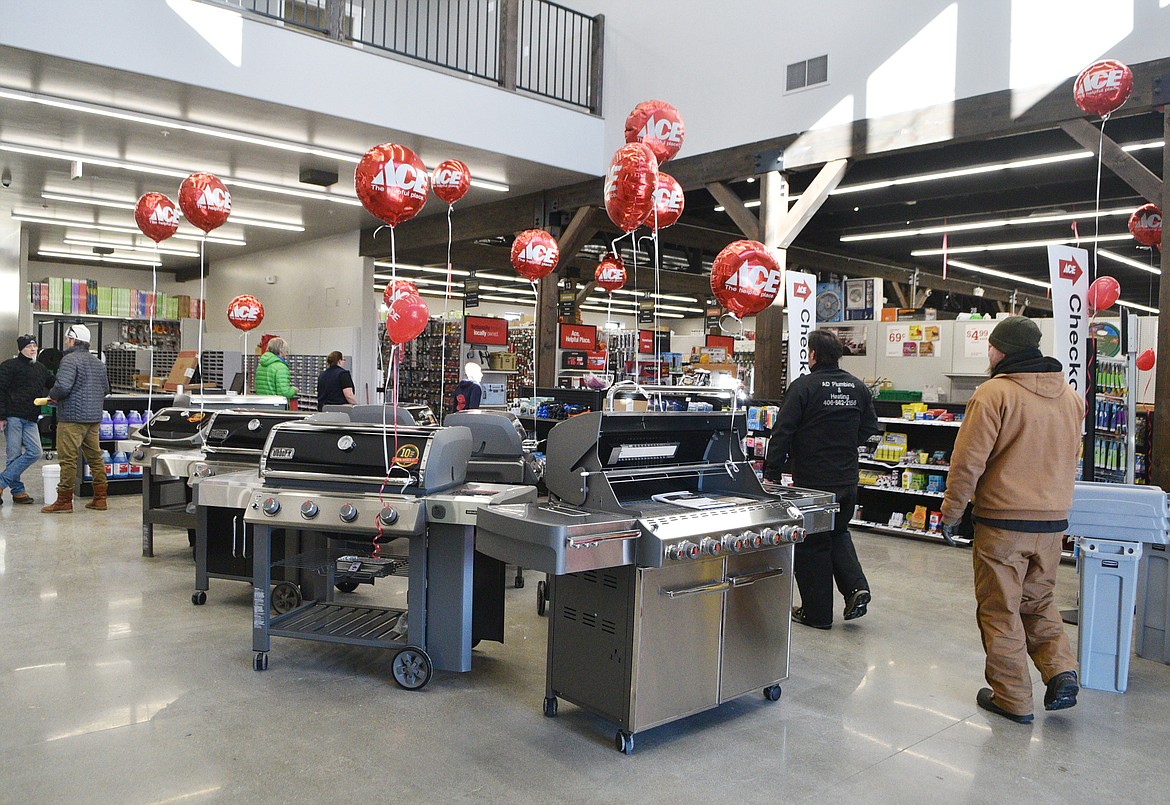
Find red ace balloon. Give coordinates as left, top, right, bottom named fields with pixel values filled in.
left=510, top=229, right=560, bottom=281
left=178, top=173, right=231, bottom=233
left=385, top=293, right=430, bottom=344
left=383, top=279, right=420, bottom=307
left=1073, top=59, right=1133, bottom=116
left=432, top=159, right=471, bottom=205
left=1129, top=203, right=1162, bottom=248
left=604, top=143, right=658, bottom=232
left=1087, top=275, right=1121, bottom=311
left=594, top=254, right=627, bottom=292
left=710, top=240, right=784, bottom=319
left=624, top=100, right=685, bottom=165
left=134, top=193, right=179, bottom=243
left=227, top=294, right=264, bottom=332
left=650, top=172, right=684, bottom=231
left=1137, top=349, right=1156, bottom=372
left=355, top=143, right=429, bottom=227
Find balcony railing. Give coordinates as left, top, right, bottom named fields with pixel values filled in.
left=220, top=0, right=603, bottom=113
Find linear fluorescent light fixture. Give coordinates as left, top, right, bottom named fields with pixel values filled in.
left=62, top=237, right=199, bottom=257
left=42, top=191, right=305, bottom=231
left=1097, top=248, right=1162, bottom=276
left=913, top=233, right=1131, bottom=256
left=1118, top=299, right=1159, bottom=313
left=38, top=248, right=161, bottom=267
left=13, top=211, right=246, bottom=245
left=841, top=206, right=1136, bottom=243
left=946, top=259, right=1050, bottom=289
left=0, top=86, right=511, bottom=192
left=0, top=141, right=361, bottom=207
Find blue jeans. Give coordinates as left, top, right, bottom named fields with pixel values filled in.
left=1, top=417, right=42, bottom=495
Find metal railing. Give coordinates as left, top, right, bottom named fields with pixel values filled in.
left=216, top=0, right=602, bottom=112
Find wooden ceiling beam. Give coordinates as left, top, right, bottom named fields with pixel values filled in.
left=1059, top=118, right=1163, bottom=203
left=704, top=182, right=759, bottom=239
left=774, top=159, right=848, bottom=248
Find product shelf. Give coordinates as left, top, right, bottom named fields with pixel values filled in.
left=858, top=484, right=945, bottom=498
left=860, top=457, right=950, bottom=473
left=878, top=416, right=962, bottom=428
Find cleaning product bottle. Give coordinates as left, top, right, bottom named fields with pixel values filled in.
left=99, top=410, right=114, bottom=440
left=83, top=458, right=93, bottom=481
left=113, top=450, right=130, bottom=479
left=112, top=410, right=128, bottom=439
left=102, top=449, right=113, bottom=479
left=129, top=456, right=143, bottom=478
left=127, top=409, right=144, bottom=435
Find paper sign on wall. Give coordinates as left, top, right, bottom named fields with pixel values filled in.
left=1047, top=244, right=1090, bottom=395
left=785, top=270, right=816, bottom=382
left=886, top=324, right=909, bottom=357
left=963, top=322, right=991, bottom=358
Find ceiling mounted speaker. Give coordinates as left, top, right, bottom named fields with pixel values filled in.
left=299, top=167, right=339, bottom=187
left=92, top=246, right=115, bottom=255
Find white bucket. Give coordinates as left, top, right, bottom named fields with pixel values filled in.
left=42, top=463, right=61, bottom=502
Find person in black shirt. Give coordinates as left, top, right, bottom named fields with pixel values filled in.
left=316, top=351, right=356, bottom=408
left=0, top=335, right=54, bottom=504
left=764, top=329, right=880, bottom=629
left=451, top=362, right=482, bottom=412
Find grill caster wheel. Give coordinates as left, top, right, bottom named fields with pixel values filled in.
left=191, top=591, right=206, bottom=606
left=392, top=646, right=433, bottom=690
left=615, top=730, right=633, bottom=755
left=536, top=579, right=548, bottom=616
left=515, top=571, right=525, bottom=589
left=253, top=652, right=268, bottom=672
left=271, top=582, right=302, bottom=614
left=764, top=684, right=782, bottom=702
left=543, top=696, right=558, bottom=717
left=335, top=581, right=360, bottom=593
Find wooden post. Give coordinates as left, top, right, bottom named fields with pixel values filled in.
left=1151, top=107, right=1170, bottom=490
left=536, top=276, right=558, bottom=389
left=588, top=14, right=605, bottom=115
left=325, top=0, right=346, bottom=40
left=754, top=171, right=788, bottom=399
left=498, top=0, right=518, bottom=92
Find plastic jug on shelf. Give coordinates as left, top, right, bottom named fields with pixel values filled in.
left=99, top=411, right=114, bottom=440
left=102, top=449, right=113, bottom=479
left=127, top=409, right=144, bottom=435
left=112, top=410, right=128, bottom=439
left=83, top=458, right=93, bottom=481
left=113, top=451, right=130, bottom=479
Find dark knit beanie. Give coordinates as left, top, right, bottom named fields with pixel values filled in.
left=989, top=316, right=1041, bottom=355
left=17, top=334, right=36, bottom=350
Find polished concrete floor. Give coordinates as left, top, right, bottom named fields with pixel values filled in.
left=1, top=473, right=1168, bottom=804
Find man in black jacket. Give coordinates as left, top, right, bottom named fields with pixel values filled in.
left=0, top=335, right=54, bottom=504
left=764, top=329, right=880, bottom=629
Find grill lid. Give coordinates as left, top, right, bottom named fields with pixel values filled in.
left=136, top=407, right=211, bottom=446
left=203, top=409, right=309, bottom=456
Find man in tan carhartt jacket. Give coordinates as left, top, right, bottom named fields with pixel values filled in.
left=941, top=316, right=1083, bottom=724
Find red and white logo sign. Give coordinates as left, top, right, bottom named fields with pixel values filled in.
left=723, top=261, right=783, bottom=297
left=227, top=294, right=264, bottom=332
left=638, top=116, right=684, bottom=147
left=1058, top=257, right=1083, bottom=283
left=1048, top=244, right=1089, bottom=394
left=464, top=316, right=508, bottom=346
left=790, top=279, right=812, bottom=300
left=786, top=270, right=816, bottom=381
left=371, top=162, right=428, bottom=196
left=518, top=242, right=557, bottom=268
left=198, top=185, right=231, bottom=214
left=559, top=323, right=597, bottom=350
left=150, top=206, right=179, bottom=227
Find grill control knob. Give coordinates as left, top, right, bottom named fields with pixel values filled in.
left=669, top=540, right=700, bottom=561
left=743, top=530, right=763, bottom=549
left=339, top=503, right=359, bottom=523
left=700, top=537, right=723, bottom=557
left=761, top=527, right=781, bottom=546
left=722, top=533, right=745, bottom=553
left=788, top=526, right=808, bottom=544
left=379, top=506, right=399, bottom=525
left=262, top=497, right=281, bottom=516
left=300, top=500, right=319, bottom=519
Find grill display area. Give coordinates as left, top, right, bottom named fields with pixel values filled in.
left=246, top=420, right=535, bottom=689
left=477, top=411, right=837, bottom=753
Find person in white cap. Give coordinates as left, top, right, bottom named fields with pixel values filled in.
left=40, top=324, right=110, bottom=513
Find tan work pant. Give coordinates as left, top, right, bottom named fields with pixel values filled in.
left=972, top=523, right=1077, bottom=715
left=56, top=421, right=107, bottom=492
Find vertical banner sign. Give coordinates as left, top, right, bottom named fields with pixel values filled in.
left=705, top=300, right=721, bottom=332
left=463, top=272, right=480, bottom=309
left=785, top=270, right=816, bottom=384
left=1047, top=245, right=1089, bottom=395
left=557, top=289, right=576, bottom=319
left=638, top=300, right=654, bottom=324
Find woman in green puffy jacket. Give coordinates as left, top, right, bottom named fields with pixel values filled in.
left=254, top=337, right=297, bottom=401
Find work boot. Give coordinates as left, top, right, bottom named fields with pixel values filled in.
left=41, top=489, right=74, bottom=513
left=1044, top=670, right=1079, bottom=711
left=85, top=483, right=108, bottom=511
left=12, top=492, right=34, bottom=504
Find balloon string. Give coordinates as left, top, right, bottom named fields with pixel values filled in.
left=147, top=241, right=157, bottom=416
left=439, top=203, right=454, bottom=424
left=531, top=279, right=539, bottom=437
left=629, top=231, right=639, bottom=385
left=1091, top=116, right=1106, bottom=284
left=197, top=234, right=206, bottom=441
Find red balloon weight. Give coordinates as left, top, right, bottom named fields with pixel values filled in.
left=624, top=99, right=685, bottom=165
left=650, top=172, right=684, bottom=231
left=1073, top=59, right=1133, bottom=117
left=1129, top=203, right=1162, bottom=248
left=227, top=294, right=264, bottom=332
left=710, top=240, right=784, bottom=319
left=383, top=279, right=419, bottom=307
left=178, top=173, right=231, bottom=233
left=604, top=143, right=658, bottom=232
left=594, top=254, right=627, bottom=293
left=432, top=159, right=471, bottom=206
left=385, top=293, right=430, bottom=344
left=510, top=229, right=560, bottom=281
left=1087, top=275, right=1121, bottom=311
left=1137, top=348, right=1156, bottom=372
left=355, top=143, right=429, bottom=227
left=134, top=193, right=179, bottom=243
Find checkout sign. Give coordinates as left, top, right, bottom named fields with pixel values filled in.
left=1047, top=245, right=1089, bottom=395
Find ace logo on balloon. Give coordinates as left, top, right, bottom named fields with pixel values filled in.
left=638, top=116, right=684, bottom=146
left=150, top=206, right=178, bottom=227
left=654, top=185, right=683, bottom=213
left=723, top=262, right=783, bottom=298
left=198, top=186, right=231, bottom=214
left=372, top=163, right=428, bottom=196
left=517, top=242, right=557, bottom=267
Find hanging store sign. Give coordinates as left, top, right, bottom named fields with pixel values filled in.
left=785, top=270, right=816, bottom=383
left=1047, top=244, right=1090, bottom=395
left=559, top=323, right=597, bottom=350
left=558, top=289, right=577, bottom=319
left=638, top=300, right=654, bottom=324
left=463, top=273, right=480, bottom=309
left=639, top=329, right=671, bottom=354
left=464, top=315, right=508, bottom=346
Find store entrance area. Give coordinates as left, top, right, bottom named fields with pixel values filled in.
left=2, top=480, right=1168, bottom=801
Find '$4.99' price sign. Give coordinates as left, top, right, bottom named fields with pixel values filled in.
left=964, top=323, right=991, bottom=358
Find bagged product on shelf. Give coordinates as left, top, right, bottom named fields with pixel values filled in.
left=907, top=505, right=928, bottom=530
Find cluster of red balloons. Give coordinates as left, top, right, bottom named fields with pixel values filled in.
left=227, top=294, right=264, bottom=332
left=134, top=172, right=233, bottom=243
left=1129, top=203, right=1162, bottom=249
left=381, top=278, right=429, bottom=344
left=710, top=240, right=784, bottom=319
left=602, top=100, right=688, bottom=235
left=354, top=144, right=474, bottom=228
left=1073, top=59, right=1133, bottom=117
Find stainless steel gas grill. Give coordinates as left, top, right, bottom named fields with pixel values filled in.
left=476, top=411, right=837, bottom=753
left=131, top=407, right=214, bottom=557
left=246, top=421, right=534, bottom=689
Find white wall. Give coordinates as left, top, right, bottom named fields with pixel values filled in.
left=582, top=0, right=1170, bottom=162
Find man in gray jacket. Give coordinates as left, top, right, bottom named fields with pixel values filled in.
left=42, top=325, right=110, bottom=513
